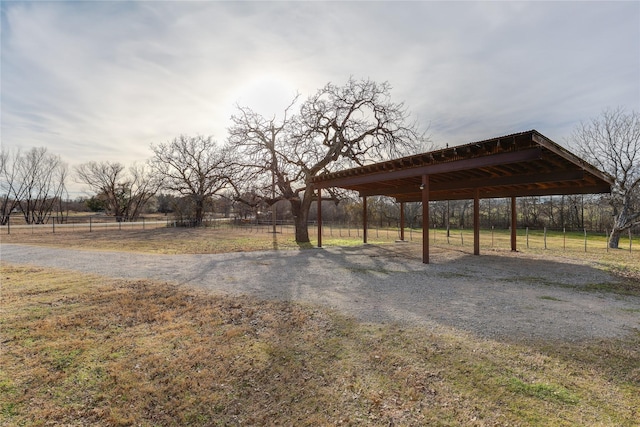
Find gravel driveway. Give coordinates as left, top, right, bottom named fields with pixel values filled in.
left=2, top=243, right=639, bottom=342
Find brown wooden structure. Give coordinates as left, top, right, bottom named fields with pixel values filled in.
left=311, top=130, right=613, bottom=263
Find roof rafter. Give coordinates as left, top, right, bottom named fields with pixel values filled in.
left=311, top=130, right=613, bottom=202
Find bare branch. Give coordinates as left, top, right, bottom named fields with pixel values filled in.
left=568, top=107, right=640, bottom=247
left=226, top=77, right=428, bottom=242
left=149, top=135, right=229, bottom=225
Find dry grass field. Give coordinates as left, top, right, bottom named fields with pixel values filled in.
left=1, top=226, right=639, bottom=426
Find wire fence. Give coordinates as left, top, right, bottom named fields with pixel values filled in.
left=228, top=220, right=638, bottom=254
left=0, top=215, right=230, bottom=234
left=1, top=216, right=637, bottom=255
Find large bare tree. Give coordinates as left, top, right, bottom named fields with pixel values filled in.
left=149, top=135, right=229, bottom=225
left=0, top=148, right=24, bottom=225
left=228, top=77, right=426, bottom=243
left=0, top=147, right=68, bottom=225
left=568, top=107, right=640, bottom=248
left=75, top=161, right=161, bottom=222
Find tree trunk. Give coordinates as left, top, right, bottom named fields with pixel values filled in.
left=289, top=191, right=313, bottom=243
left=609, top=209, right=630, bottom=249
left=609, top=195, right=637, bottom=249
left=194, top=197, right=204, bottom=226
left=609, top=228, right=622, bottom=249
left=293, top=207, right=310, bottom=243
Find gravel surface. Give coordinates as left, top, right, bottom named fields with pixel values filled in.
left=2, top=243, right=639, bottom=342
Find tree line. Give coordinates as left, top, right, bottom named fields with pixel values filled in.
left=315, top=194, right=611, bottom=233
left=1, top=78, right=638, bottom=248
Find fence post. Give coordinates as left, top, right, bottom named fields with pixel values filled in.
left=630, top=228, right=633, bottom=253
left=53, top=218, right=55, bottom=234
left=143, top=218, right=145, bottom=230
left=543, top=227, right=547, bottom=249
left=7, top=216, right=9, bottom=235
left=605, top=228, right=608, bottom=252
left=563, top=227, right=566, bottom=251
left=526, top=227, right=529, bottom=249
left=90, top=217, right=92, bottom=232
left=584, top=228, right=587, bottom=252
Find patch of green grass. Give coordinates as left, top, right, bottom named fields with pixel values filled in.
left=0, top=377, right=16, bottom=395
left=45, top=348, right=83, bottom=372
left=507, top=377, right=580, bottom=405
left=582, top=282, right=640, bottom=295
left=504, top=276, right=564, bottom=287
left=504, top=275, right=640, bottom=297
left=343, top=266, right=400, bottom=275
left=1, top=402, right=18, bottom=418
left=538, top=295, right=563, bottom=301
left=438, top=271, right=472, bottom=279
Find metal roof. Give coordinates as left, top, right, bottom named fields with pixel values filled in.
left=312, top=130, right=613, bottom=202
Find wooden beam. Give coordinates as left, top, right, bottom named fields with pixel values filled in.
left=511, top=196, right=517, bottom=252
left=422, top=175, right=430, bottom=264
left=317, top=188, right=322, bottom=248
left=315, top=148, right=543, bottom=189
left=358, top=169, right=585, bottom=198
left=532, top=132, right=615, bottom=185
left=394, top=182, right=612, bottom=203
left=363, top=196, right=368, bottom=244
left=400, top=202, right=405, bottom=241
left=474, top=188, right=480, bottom=256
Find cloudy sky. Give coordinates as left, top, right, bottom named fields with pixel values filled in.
left=2, top=1, right=639, bottom=188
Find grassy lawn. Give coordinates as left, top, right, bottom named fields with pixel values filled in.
left=1, top=264, right=639, bottom=426
left=1, top=225, right=639, bottom=425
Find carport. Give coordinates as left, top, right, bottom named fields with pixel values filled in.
left=311, top=130, right=613, bottom=263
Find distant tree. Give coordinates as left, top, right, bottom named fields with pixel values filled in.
left=155, top=193, right=175, bottom=214
left=85, top=195, right=107, bottom=212
left=0, top=147, right=68, bottom=225
left=149, top=135, right=229, bottom=225
left=568, top=107, right=640, bottom=248
left=0, top=148, right=23, bottom=225
left=75, top=161, right=161, bottom=221
left=367, top=196, right=399, bottom=227
left=228, top=77, right=427, bottom=243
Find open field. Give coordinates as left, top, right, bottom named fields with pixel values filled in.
left=2, top=224, right=638, bottom=282
left=1, top=227, right=639, bottom=425
left=2, top=264, right=639, bottom=426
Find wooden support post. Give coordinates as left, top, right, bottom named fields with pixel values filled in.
left=317, top=188, right=322, bottom=248
left=400, top=202, right=405, bottom=241
left=362, top=196, right=368, bottom=244
left=473, top=188, right=480, bottom=256
left=511, top=196, right=517, bottom=251
left=422, top=175, right=430, bottom=264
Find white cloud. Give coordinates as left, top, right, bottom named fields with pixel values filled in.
left=1, top=0, right=638, bottom=193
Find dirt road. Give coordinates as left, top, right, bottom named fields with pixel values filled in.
left=2, top=243, right=639, bottom=342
